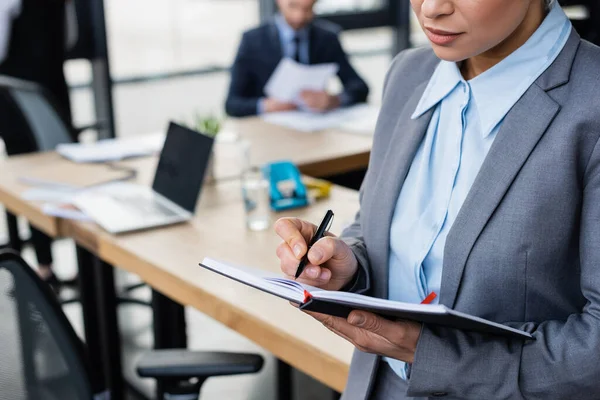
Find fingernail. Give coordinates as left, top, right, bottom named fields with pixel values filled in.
left=308, top=267, right=319, bottom=278
left=294, top=245, right=303, bottom=258
left=319, top=269, right=329, bottom=280
left=350, top=313, right=365, bottom=326
left=311, top=248, right=323, bottom=262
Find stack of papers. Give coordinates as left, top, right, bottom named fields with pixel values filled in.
left=57, top=133, right=165, bottom=163
left=20, top=162, right=137, bottom=222
left=42, top=203, right=92, bottom=222
left=261, top=104, right=380, bottom=134
left=21, top=186, right=90, bottom=221
left=265, top=58, right=339, bottom=103
left=19, top=162, right=134, bottom=190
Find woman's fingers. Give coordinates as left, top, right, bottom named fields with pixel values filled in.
left=277, top=241, right=332, bottom=282
left=274, top=218, right=317, bottom=259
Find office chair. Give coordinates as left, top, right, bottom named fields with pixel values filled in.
left=0, top=250, right=264, bottom=399
left=0, top=76, right=75, bottom=257
left=0, top=76, right=144, bottom=302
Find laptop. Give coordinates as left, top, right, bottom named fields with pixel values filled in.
left=73, top=122, right=215, bottom=234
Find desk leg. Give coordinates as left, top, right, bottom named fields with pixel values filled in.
left=76, top=246, right=106, bottom=392
left=95, top=261, right=124, bottom=400
left=6, top=212, right=22, bottom=251
left=151, top=290, right=187, bottom=398
left=77, top=247, right=124, bottom=399
left=277, top=359, right=293, bottom=400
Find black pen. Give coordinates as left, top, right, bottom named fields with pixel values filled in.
left=295, top=209, right=334, bottom=279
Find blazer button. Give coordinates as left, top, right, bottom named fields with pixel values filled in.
left=431, top=392, right=448, bottom=397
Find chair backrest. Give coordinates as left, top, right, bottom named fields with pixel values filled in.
left=0, top=251, right=96, bottom=400
left=0, top=76, right=72, bottom=152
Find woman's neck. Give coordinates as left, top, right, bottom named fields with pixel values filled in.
left=461, top=2, right=547, bottom=80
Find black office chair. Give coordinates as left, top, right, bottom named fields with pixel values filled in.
left=0, top=76, right=145, bottom=301
left=0, top=250, right=264, bottom=399
left=0, top=76, right=75, bottom=256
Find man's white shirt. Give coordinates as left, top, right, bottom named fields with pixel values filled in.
left=0, top=0, right=21, bottom=63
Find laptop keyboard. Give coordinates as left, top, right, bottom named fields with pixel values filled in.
left=74, top=186, right=184, bottom=233
left=115, top=194, right=180, bottom=218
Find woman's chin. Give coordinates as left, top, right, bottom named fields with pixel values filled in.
left=430, top=45, right=471, bottom=63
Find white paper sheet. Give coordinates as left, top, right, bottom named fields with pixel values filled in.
left=261, top=104, right=380, bottom=133
left=264, top=58, right=339, bottom=103
left=21, top=187, right=79, bottom=203
left=42, top=203, right=92, bottom=222
left=57, top=133, right=165, bottom=163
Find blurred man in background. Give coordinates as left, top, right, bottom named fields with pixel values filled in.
left=225, top=0, right=369, bottom=118
left=0, top=0, right=73, bottom=290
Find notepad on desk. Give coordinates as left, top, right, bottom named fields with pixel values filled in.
left=57, top=133, right=165, bottom=163
left=261, top=104, right=380, bottom=133
left=200, top=258, right=533, bottom=340
left=19, top=162, right=134, bottom=190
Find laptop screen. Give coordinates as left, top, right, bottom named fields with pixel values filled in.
left=152, top=122, right=215, bottom=213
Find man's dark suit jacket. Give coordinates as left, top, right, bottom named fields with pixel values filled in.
left=225, top=19, right=370, bottom=118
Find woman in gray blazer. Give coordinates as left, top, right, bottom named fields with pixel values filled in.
left=275, top=0, right=600, bottom=398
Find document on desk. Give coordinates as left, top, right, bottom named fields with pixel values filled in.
left=265, top=58, right=339, bottom=103
left=20, top=187, right=93, bottom=221
left=57, top=133, right=165, bottom=163
left=42, top=203, right=93, bottom=222
left=21, top=187, right=79, bottom=203
left=200, top=258, right=533, bottom=340
left=261, top=104, right=380, bottom=133
left=19, top=162, right=134, bottom=190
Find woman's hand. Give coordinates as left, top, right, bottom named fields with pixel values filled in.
left=275, top=217, right=358, bottom=291
left=308, top=310, right=422, bottom=363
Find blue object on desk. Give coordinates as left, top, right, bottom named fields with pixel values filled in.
left=264, top=161, right=309, bottom=211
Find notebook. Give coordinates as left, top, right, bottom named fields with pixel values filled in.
left=19, top=162, right=134, bottom=189
left=200, top=258, right=533, bottom=340
left=57, top=133, right=165, bottom=163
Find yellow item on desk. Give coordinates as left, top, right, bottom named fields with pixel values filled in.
left=303, top=177, right=332, bottom=200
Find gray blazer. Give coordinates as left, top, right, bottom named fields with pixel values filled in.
left=339, top=30, right=600, bottom=400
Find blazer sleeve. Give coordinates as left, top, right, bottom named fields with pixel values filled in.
left=407, top=136, right=600, bottom=399
left=339, top=178, right=372, bottom=295
left=225, top=32, right=261, bottom=118
left=329, top=34, right=369, bottom=106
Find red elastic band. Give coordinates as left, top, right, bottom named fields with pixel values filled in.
left=421, top=292, right=437, bottom=305
left=303, top=290, right=313, bottom=303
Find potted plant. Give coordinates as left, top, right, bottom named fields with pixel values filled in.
left=186, top=113, right=222, bottom=183
left=192, top=113, right=221, bottom=138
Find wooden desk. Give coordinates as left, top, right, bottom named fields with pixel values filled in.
left=225, top=118, right=372, bottom=177
left=0, top=152, right=359, bottom=392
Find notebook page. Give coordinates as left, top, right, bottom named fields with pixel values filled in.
left=201, top=258, right=305, bottom=303
left=312, top=290, right=447, bottom=314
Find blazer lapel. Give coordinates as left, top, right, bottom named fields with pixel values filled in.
left=308, top=26, right=318, bottom=65
left=369, top=81, right=434, bottom=298
left=267, top=21, right=283, bottom=64
left=441, top=30, right=581, bottom=308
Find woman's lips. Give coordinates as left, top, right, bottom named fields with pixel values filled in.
left=425, top=27, right=463, bottom=46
